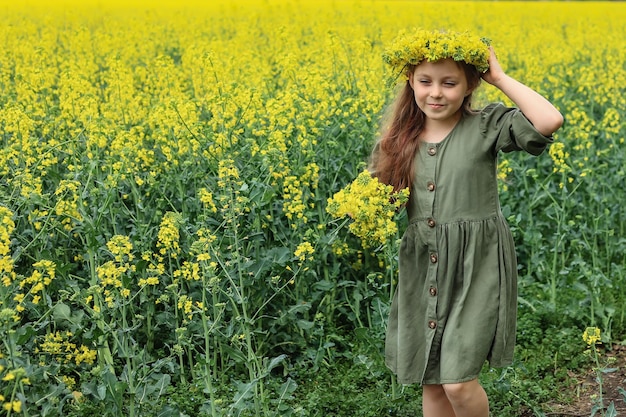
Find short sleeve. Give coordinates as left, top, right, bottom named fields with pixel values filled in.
left=480, top=102, right=554, bottom=155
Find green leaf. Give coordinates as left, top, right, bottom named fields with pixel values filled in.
left=137, top=373, right=171, bottom=404
left=296, top=320, right=315, bottom=330
left=274, top=377, right=297, bottom=408
left=53, top=302, right=72, bottom=322
left=230, top=380, right=257, bottom=411
left=605, top=402, right=617, bottom=417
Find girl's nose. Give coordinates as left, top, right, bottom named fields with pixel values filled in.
left=430, top=86, right=442, bottom=98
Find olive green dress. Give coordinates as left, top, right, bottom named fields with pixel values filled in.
left=385, top=103, right=553, bottom=385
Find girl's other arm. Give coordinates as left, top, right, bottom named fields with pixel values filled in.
left=482, top=47, right=564, bottom=136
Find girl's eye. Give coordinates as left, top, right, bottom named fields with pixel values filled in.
left=444, top=82, right=456, bottom=86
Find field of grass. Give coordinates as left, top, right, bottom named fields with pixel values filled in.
left=0, top=1, right=625, bottom=416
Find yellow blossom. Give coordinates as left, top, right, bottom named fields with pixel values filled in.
left=583, top=327, right=601, bottom=346
left=327, top=170, right=409, bottom=248
left=548, top=142, right=571, bottom=174
left=199, top=188, right=218, bottom=213
left=157, top=212, right=183, bottom=256
left=3, top=400, right=21, bottom=412
left=106, top=235, right=134, bottom=263
left=294, top=241, right=315, bottom=263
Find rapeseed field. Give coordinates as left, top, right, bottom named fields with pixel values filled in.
left=1, top=1, right=624, bottom=415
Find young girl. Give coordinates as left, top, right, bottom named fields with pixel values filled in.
left=370, top=30, right=563, bottom=417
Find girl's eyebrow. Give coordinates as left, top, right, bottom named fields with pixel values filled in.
left=415, top=73, right=460, bottom=80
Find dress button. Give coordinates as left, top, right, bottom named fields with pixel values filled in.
left=428, top=320, right=437, bottom=329
left=430, top=253, right=438, bottom=263
left=427, top=147, right=437, bottom=156
left=427, top=218, right=436, bottom=228
left=427, top=182, right=435, bottom=191
left=429, top=287, right=437, bottom=296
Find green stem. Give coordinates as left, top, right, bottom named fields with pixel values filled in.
left=593, top=346, right=605, bottom=413
left=225, top=183, right=261, bottom=414
left=169, top=257, right=186, bottom=385
left=146, top=299, right=154, bottom=353
left=386, top=244, right=396, bottom=303
left=122, top=303, right=136, bottom=417
left=87, top=248, right=115, bottom=373
left=549, top=188, right=565, bottom=307
left=211, top=289, right=221, bottom=383
left=18, top=379, right=30, bottom=417
left=201, top=281, right=218, bottom=417
left=6, top=379, right=18, bottom=417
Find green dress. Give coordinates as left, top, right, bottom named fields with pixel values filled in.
left=384, top=103, right=553, bottom=385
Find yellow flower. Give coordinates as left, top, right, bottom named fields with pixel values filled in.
left=38, top=332, right=96, bottom=366
left=139, top=277, right=160, bottom=286
left=54, top=180, right=83, bottom=230
left=294, top=241, right=315, bottom=263
left=327, top=170, right=409, bottom=248
left=548, top=142, right=571, bottom=174
left=0, top=206, right=15, bottom=256
left=177, top=295, right=194, bottom=319
left=582, top=327, right=601, bottom=346
left=282, top=175, right=308, bottom=223
left=106, top=235, right=134, bottom=263
left=199, top=188, right=218, bottom=213
left=62, top=375, right=76, bottom=390
left=74, top=345, right=97, bottom=365
left=174, top=261, right=200, bottom=281
left=3, top=401, right=21, bottom=412
left=157, top=212, right=182, bottom=256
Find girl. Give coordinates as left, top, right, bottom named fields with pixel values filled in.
left=370, top=30, right=563, bottom=417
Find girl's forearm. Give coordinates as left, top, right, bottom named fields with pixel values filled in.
left=493, top=74, right=564, bottom=136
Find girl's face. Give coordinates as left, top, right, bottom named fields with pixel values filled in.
left=409, top=58, right=473, bottom=126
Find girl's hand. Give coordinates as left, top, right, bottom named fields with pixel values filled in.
left=481, top=46, right=564, bottom=136
left=481, top=47, right=505, bottom=86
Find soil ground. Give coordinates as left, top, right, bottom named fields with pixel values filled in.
left=524, top=344, right=626, bottom=416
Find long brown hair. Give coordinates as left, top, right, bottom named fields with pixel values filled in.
left=369, top=61, right=482, bottom=193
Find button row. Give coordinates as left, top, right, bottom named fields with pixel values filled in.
left=425, top=146, right=438, bottom=332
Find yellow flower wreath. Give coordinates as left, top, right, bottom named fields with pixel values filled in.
left=383, top=28, right=491, bottom=84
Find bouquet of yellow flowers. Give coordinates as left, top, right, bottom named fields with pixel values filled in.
left=326, top=170, right=409, bottom=248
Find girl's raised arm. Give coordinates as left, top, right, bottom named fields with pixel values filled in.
left=482, top=47, right=564, bottom=136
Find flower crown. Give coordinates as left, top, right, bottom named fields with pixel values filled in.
left=383, top=29, right=491, bottom=84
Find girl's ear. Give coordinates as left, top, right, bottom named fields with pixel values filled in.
left=464, top=86, right=475, bottom=97
left=408, top=71, right=414, bottom=89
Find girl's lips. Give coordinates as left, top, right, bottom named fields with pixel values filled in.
left=428, top=103, right=445, bottom=109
